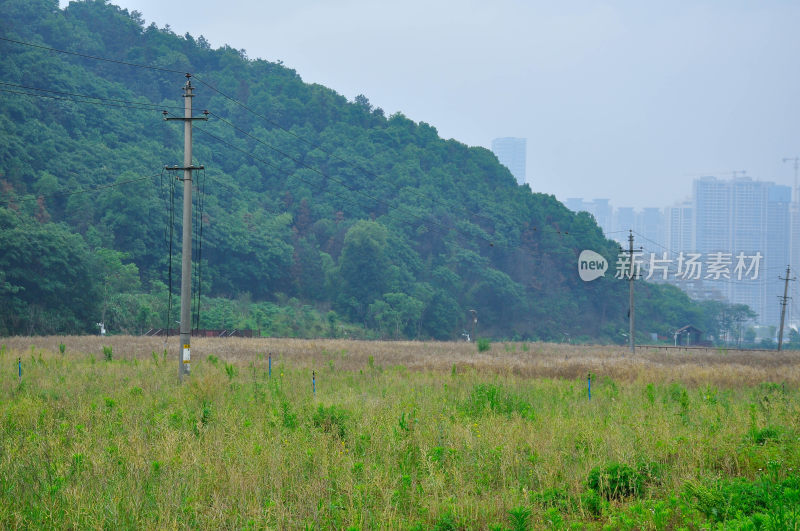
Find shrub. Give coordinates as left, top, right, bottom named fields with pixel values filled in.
left=581, top=488, right=605, bottom=517
left=477, top=338, right=491, bottom=352
left=462, top=383, right=534, bottom=420
left=508, top=506, right=531, bottom=531
left=587, top=462, right=643, bottom=500
left=102, top=345, right=112, bottom=361
left=750, top=426, right=781, bottom=445
left=312, top=404, right=349, bottom=438
left=59, top=343, right=65, bottom=355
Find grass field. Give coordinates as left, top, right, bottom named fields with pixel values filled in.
left=1, top=336, right=799, bottom=529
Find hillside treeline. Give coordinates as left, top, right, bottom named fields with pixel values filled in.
left=0, top=0, right=750, bottom=342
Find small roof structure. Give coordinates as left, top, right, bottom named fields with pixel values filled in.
left=675, top=325, right=703, bottom=346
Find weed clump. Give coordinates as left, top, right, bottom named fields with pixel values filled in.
left=684, top=475, right=800, bottom=526
left=476, top=338, right=491, bottom=352
left=749, top=426, right=781, bottom=445
left=587, top=462, right=644, bottom=500
left=462, top=383, right=534, bottom=420
left=312, top=404, right=349, bottom=438
left=102, top=345, right=112, bottom=361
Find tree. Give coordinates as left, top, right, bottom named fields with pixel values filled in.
left=338, top=220, right=390, bottom=320
left=0, top=211, right=98, bottom=334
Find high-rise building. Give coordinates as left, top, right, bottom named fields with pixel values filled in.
left=692, top=176, right=791, bottom=325
left=637, top=207, right=664, bottom=248
left=491, top=137, right=527, bottom=186
left=665, top=201, right=694, bottom=253
left=592, top=199, right=613, bottom=236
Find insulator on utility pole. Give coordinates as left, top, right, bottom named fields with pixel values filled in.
left=164, top=74, right=208, bottom=383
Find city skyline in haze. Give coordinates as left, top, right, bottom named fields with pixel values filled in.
left=57, top=0, right=800, bottom=209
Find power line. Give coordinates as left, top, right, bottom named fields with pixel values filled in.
left=0, top=80, right=183, bottom=110
left=0, top=36, right=187, bottom=75
left=0, top=174, right=158, bottom=208
left=0, top=86, right=179, bottom=112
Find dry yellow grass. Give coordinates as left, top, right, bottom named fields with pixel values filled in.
left=6, top=336, right=800, bottom=386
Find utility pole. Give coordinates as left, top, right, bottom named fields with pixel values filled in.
left=468, top=309, right=477, bottom=342
left=165, top=74, right=207, bottom=382
left=784, top=157, right=799, bottom=328
left=777, top=265, right=795, bottom=351
left=621, top=230, right=641, bottom=354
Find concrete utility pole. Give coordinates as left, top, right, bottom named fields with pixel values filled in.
left=628, top=231, right=635, bottom=354
left=468, top=310, right=477, bottom=342
left=165, top=74, right=207, bottom=382
left=785, top=157, right=800, bottom=327
left=777, top=265, right=795, bottom=351
left=620, top=230, right=641, bottom=354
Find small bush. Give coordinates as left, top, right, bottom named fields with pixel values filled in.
left=477, top=338, right=491, bottom=352
left=685, top=476, right=800, bottom=524
left=463, top=383, right=534, bottom=419
left=312, top=404, right=349, bottom=438
left=508, top=506, right=531, bottom=531
left=59, top=343, right=65, bottom=355
left=102, top=345, right=112, bottom=361
left=587, top=462, right=643, bottom=500
left=750, top=426, right=781, bottom=445
left=581, top=488, right=605, bottom=517
left=532, top=487, right=575, bottom=512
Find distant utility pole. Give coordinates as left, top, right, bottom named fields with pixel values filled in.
left=777, top=265, right=795, bottom=351
left=621, top=230, right=642, bottom=354
left=468, top=310, right=478, bottom=342
left=784, top=157, right=800, bottom=327
left=165, top=74, right=207, bottom=383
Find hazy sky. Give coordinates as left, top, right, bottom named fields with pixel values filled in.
left=59, top=0, right=800, bottom=208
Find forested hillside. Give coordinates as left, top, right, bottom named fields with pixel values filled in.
left=0, top=0, right=746, bottom=341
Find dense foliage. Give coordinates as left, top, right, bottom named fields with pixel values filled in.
left=0, top=0, right=757, bottom=341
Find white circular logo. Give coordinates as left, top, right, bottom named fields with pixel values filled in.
left=578, top=250, right=607, bottom=282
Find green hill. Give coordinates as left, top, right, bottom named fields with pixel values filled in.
left=0, top=0, right=744, bottom=341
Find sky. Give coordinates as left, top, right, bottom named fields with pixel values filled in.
left=59, top=0, right=800, bottom=209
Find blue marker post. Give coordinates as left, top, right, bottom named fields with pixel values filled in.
left=268, top=353, right=272, bottom=379
left=587, top=373, right=591, bottom=401
left=312, top=370, right=316, bottom=395
left=18, top=357, right=21, bottom=384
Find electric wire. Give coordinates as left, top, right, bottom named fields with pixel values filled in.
left=0, top=86, right=176, bottom=112
left=193, top=168, right=206, bottom=331
left=0, top=36, right=188, bottom=75
left=0, top=174, right=158, bottom=207
left=0, top=81, right=184, bottom=110
left=166, top=171, right=176, bottom=340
